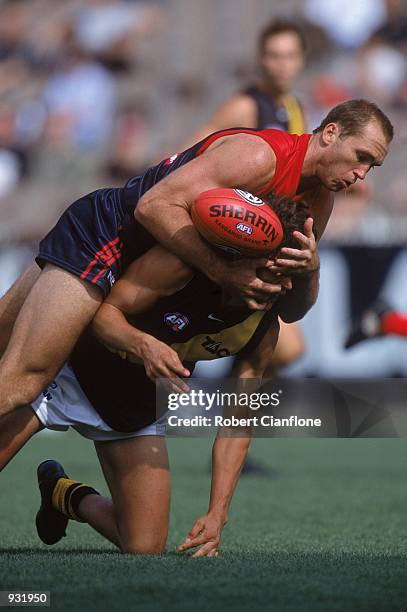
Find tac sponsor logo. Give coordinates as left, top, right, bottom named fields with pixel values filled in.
left=236, top=222, right=253, bottom=235
left=164, top=312, right=189, bottom=332
left=234, top=189, right=264, bottom=206
left=202, top=336, right=231, bottom=358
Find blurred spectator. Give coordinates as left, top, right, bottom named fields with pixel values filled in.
left=73, top=0, right=161, bottom=72
left=303, top=0, right=387, bottom=48
left=370, top=0, right=407, bottom=47
left=357, top=44, right=406, bottom=106
left=42, top=45, right=116, bottom=151
left=0, top=149, right=20, bottom=200
left=0, top=0, right=31, bottom=62
left=107, top=102, right=151, bottom=181
left=0, top=108, right=25, bottom=199
left=179, top=18, right=307, bottom=147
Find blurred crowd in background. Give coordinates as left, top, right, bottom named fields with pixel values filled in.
left=1, top=0, right=407, bottom=376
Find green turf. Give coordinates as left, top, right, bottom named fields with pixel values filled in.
left=1, top=432, right=407, bottom=611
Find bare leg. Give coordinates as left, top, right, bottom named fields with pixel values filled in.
left=0, top=406, right=42, bottom=471
left=76, top=436, right=170, bottom=554
left=0, top=264, right=102, bottom=417
left=269, top=320, right=305, bottom=372
left=0, top=264, right=40, bottom=357
left=77, top=494, right=120, bottom=547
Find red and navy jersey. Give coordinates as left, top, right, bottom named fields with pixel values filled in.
left=124, top=127, right=311, bottom=202
left=120, top=128, right=311, bottom=265
left=37, top=128, right=311, bottom=298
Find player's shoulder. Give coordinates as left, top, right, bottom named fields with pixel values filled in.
left=217, top=130, right=277, bottom=168
left=214, top=93, right=257, bottom=127
left=223, top=92, right=257, bottom=112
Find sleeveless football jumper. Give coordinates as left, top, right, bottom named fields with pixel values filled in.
left=36, top=129, right=311, bottom=297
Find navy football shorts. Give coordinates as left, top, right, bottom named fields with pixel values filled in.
left=36, top=187, right=131, bottom=298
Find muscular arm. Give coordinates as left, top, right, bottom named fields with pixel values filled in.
left=135, top=133, right=279, bottom=310
left=178, top=319, right=280, bottom=556
left=91, top=246, right=193, bottom=384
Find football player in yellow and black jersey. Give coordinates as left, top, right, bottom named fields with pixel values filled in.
left=0, top=196, right=311, bottom=557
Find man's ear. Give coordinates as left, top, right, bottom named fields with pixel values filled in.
left=321, top=122, right=340, bottom=146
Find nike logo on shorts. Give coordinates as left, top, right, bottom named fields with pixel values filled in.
left=208, top=314, right=224, bottom=322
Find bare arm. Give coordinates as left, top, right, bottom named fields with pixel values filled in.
left=274, top=218, right=319, bottom=323
left=181, top=94, right=257, bottom=149
left=91, top=246, right=192, bottom=388
left=178, top=320, right=280, bottom=556
left=273, top=190, right=334, bottom=323
left=135, top=133, right=280, bottom=311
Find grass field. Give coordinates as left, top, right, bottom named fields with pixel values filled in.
left=1, top=431, right=407, bottom=611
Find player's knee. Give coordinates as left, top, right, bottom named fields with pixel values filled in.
left=120, top=533, right=167, bottom=555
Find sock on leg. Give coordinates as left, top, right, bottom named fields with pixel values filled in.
left=52, top=478, right=100, bottom=522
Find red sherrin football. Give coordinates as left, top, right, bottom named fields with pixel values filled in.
left=191, top=188, right=284, bottom=256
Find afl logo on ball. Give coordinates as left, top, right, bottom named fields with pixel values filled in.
left=234, top=189, right=264, bottom=206
left=236, top=222, right=253, bottom=235
left=164, top=312, right=189, bottom=332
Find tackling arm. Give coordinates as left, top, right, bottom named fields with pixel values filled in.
left=135, top=134, right=280, bottom=310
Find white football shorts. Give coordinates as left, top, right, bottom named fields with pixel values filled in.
left=31, top=363, right=166, bottom=442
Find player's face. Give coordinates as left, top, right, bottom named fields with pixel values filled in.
left=318, top=121, right=389, bottom=192
left=260, top=32, right=304, bottom=93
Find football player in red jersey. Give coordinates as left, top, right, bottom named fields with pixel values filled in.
left=0, top=100, right=393, bottom=425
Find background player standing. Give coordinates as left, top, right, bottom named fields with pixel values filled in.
left=185, top=19, right=306, bottom=142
